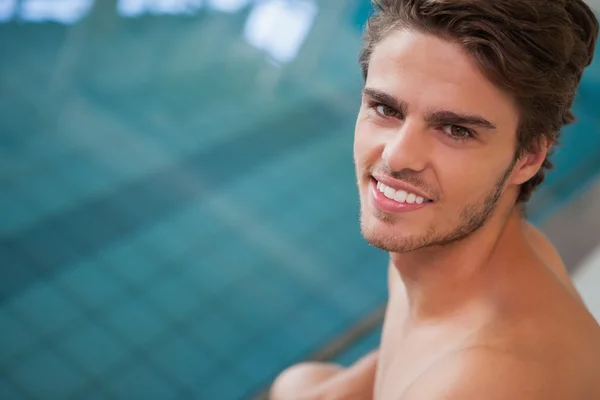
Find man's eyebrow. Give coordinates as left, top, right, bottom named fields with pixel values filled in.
left=426, top=110, right=497, bottom=130
left=362, top=87, right=497, bottom=130
left=362, top=87, right=408, bottom=115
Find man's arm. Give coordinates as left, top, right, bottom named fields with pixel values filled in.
left=401, top=347, right=559, bottom=400
left=294, top=258, right=390, bottom=399
left=314, top=350, right=379, bottom=400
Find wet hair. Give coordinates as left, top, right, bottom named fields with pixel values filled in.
left=359, top=0, right=598, bottom=202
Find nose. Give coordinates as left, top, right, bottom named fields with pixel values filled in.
left=382, top=119, right=431, bottom=173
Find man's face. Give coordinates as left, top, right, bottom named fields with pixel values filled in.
left=355, top=30, right=522, bottom=253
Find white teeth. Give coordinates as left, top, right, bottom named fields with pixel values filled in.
left=384, top=187, right=395, bottom=199
left=394, top=190, right=407, bottom=202
left=376, top=181, right=427, bottom=204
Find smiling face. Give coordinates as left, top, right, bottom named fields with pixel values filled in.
left=355, top=30, right=527, bottom=253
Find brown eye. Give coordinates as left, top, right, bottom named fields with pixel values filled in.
left=442, top=124, right=472, bottom=140
left=375, top=104, right=398, bottom=118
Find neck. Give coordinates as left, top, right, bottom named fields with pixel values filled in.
left=390, top=205, right=530, bottom=323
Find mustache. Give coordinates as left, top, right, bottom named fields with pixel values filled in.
left=368, top=165, right=439, bottom=200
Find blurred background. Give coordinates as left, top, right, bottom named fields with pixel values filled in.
left=0, top=0, right=598, bottom=399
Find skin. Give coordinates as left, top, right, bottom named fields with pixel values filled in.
left=271, top=29, right=600, bottom=400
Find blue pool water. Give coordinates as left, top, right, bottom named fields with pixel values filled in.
left=1, top=2, right=599, bottom=399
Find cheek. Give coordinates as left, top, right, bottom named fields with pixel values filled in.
left=353, top=117, right=369, bottom=164
left=433, top=147, right=508, bottom=199
left=354, top=115, right=381, bottom=166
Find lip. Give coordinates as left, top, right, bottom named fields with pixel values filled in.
left=371, top=174, right=433, bottom=201
left=369, top=178, right=430, bottom=214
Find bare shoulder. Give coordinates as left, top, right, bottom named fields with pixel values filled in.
left=522, top=220, right=583, bottom=301
left=401, top=346, right=592, bottom=400
left=523, top=220, right=561, bottom=261
left=517, top=222, right=600, bottom=342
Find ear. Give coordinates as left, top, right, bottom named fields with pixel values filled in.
left=509, top=137, right=551, bottom=185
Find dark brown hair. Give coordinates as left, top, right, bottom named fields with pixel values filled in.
left=359, top=0, right=598, bottom=202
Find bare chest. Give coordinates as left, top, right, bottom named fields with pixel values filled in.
left=375, top=292, right=600, bottom=400
left=374, top=296, right=484, bottom=400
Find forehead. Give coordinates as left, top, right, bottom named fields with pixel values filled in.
left=367, top=29, right=519, bottom=132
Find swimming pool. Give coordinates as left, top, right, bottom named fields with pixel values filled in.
left=1, top=2, right=599, bottom=399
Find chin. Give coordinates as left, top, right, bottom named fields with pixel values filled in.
left=361, top=226, right=426, bottom=253
left=359, top=208, right=432, bottom=253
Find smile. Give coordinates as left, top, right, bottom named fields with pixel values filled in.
left=377, top=181, right=429, bottom=204
left=370, top=178, right=432, bottom=214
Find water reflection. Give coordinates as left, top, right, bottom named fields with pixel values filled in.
left=2, top=0, right=318, bottom=64
left=244, top=0, right=317, bottom=64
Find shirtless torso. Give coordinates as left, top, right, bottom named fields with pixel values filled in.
left=375, top=220, right=600, bottom=399
left=271, top=219, right=600, bottom=400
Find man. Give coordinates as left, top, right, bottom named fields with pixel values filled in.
left=271, top=0, right=600, bottom=399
